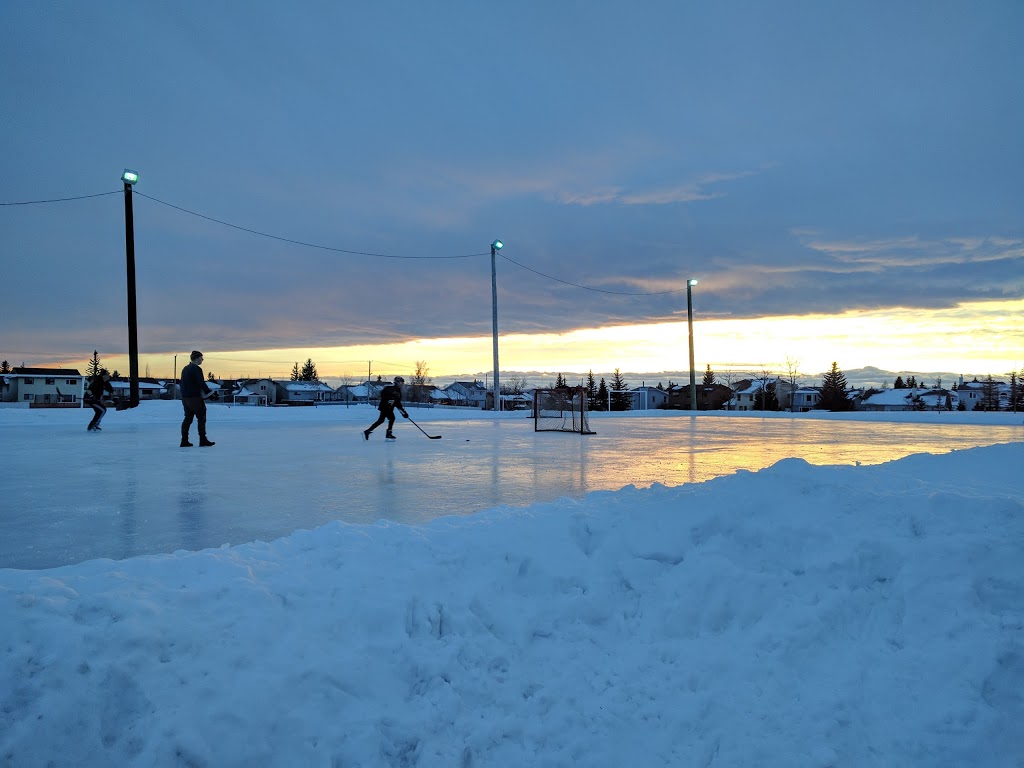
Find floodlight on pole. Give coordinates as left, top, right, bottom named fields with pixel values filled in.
left=687, top=279, right=698, bottom=412
left=490, top=239, right=504, bottom=411
left=122, top=169, right=140, bottom=408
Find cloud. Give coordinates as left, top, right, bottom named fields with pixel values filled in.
left=557, top=169, right=758, bottom=207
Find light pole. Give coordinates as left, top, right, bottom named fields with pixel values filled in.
left=687, top=278, right=698, bottom=412
left=122, top=169, right=140, bottom=409
left=490, top=239, right=503, bottom=411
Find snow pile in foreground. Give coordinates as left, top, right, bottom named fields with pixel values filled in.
left=2, top=444, right=1023, bottom=767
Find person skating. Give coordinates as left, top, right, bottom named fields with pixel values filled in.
left=85, top=370, right=114, bottom=431
left=363, top=376, right=408, bottom=440
left=179, top=350, right=218, bottom=447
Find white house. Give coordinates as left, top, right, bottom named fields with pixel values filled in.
left=730, top=380, right=765, bottom=411
left=1, top=368, right=83, bottom=405
left=277, top=380, right=337, bottom=403
left=860, top=387, right=954, bottom=411
left=443, top=381, right=488, bottom=408
left=231, top=385, right=268, bottom=406
left=628, top=386, right=670, bottom=410
left=237, top=378, right=279, bottom=405
left=109, top=377, right=166, bottom=401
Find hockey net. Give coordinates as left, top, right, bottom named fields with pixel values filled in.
left=533, top=387, right=596, bottom=434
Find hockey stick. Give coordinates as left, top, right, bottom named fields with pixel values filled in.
left=405, top=414, right=442, bottom=439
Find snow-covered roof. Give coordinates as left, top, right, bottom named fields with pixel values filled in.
left=282, top=381, right=333, bottom=392
left=860, top=387, right=935, bottom=406
left=110, top=380, right=165, bottom=392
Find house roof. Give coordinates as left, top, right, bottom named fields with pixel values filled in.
left=110, top=380, right=165, bottom=391
left=10, top=368, right=83, bottom=376
left=861, top=387, right=936, bottom=406
left=282, top=381, right=333, bottom=392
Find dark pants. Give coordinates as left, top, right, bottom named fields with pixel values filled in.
left=367, top=408, right=396, bottom=434
left=87, top=399, right=106, bottom=429
left=181, top=397, right=208, bottom=440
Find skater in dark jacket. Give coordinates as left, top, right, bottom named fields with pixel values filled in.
left=85, top=370, right=114, bottom=431
left=364, top=376, right=408, bottom=440
left=179, top=350, right=217, bottom=447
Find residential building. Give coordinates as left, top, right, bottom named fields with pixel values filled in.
left=277, top=380, right=337, bottom=403
left=628, top=386, right=670, bottom=410
left=1, top=368, right=83, bottom=406
left=669, top=382, right=735, bottom=410
left=443, top=381, right=488, bottom=408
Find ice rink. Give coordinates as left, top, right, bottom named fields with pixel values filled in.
left=2, top=401, right=1020, bottom=569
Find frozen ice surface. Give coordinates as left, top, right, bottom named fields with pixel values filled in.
left=1, top=401, right=1020, bottom=569
left=2, top=403, right=1023, bottom=767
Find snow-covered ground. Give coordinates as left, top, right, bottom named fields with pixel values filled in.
left=2, top=405, right=1022, bottom=766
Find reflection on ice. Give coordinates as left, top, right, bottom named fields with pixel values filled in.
left=1, top=405, right=1019, bottom=570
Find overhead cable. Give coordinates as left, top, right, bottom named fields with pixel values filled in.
left=0, top=190, right=121, bottom=206
left=135, top=192, right=487, bottom=260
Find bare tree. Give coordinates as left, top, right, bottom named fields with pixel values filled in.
left=501, top=375, right=528, bottom=395
left=783, top=356, right=801, bottom=412
left=718, top=370, right=737, bottom=411
left=409, top=361, right=432, bottom=403
left=413, top=361, right=431, bottom=387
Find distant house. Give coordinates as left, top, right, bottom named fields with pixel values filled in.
left=783, top=385, right=821, bottom=412
left=337, top=383, right=378, bottom=404
left=729, top=380, right=763, bottom=411
left=859, top=387, right=953, bottom=411
left=231, top=384, right=268, bottom=406
left=404, top=383, right=439, bottom=406
left=2, top=368, right=84, bottom=406
left=277, top=380, right=337, bottom=404
left=109, top=377, right=166, bottom=401
left=234, top=378, right=279, bottom=405
left=669, top=382, right=735, bottom=410
left=443, top=381, right=488, bottom=408
left=628, top=386, right=670, bottom=410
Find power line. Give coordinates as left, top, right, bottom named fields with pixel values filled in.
left=0, top=190, right=121, bottom=206
left=497, top=252, right=688, bottom=296
left=134, top=192, right=488, bottom=260
left=2, top=188, right=689, bottom=295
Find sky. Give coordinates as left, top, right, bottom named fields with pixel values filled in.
left=2, top=2, right=1023, bottom=386
left=2, top=405, right=1022, bottom=765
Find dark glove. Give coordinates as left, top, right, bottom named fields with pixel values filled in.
left=401, top=410, right=409, bottom=418
left=209, top=392, right=220, bottom=401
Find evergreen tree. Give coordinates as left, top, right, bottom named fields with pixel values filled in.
left=893, top=376, right=905, bottom=389
left=86, top=351, right=102, bottom=378
left=818, top=362, right=852, bottom=411
left=981, top=374, right=1000, bottom=410
left=610, top=368, right=630, bottom=411
left=585, top=370, right=597, bottom=401
left=703, top=364, right=715, bottom=386
left=1012, top=369, right=1024, bottom=412
left=300, top=358, right=318, bottom=381
left=111, top=370, right=120, bottom=378
left=907, top=375, right=917, bottom=388
left=596, top=378, right=609, bottom=411
left=207, top=371, right=216, bottom=382
left=291, top=362, right=300, bottom=381
left=0, top=360, right=9, bottom=374
left=555, top=372, right=567, bottom=388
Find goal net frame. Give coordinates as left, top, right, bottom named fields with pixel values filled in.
left=532, top=386, right=596, bottom=434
